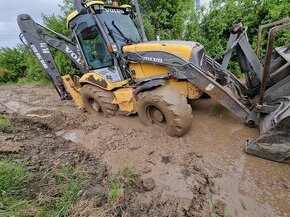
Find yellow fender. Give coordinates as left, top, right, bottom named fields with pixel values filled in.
left=79, top=72, right=128, bottom=91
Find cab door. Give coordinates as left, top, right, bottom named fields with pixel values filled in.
left=72, top=14, right=113, bottom=70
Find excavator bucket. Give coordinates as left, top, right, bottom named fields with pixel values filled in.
left=245, top=117, right=290, bottom=164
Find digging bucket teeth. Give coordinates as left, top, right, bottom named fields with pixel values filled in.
left=245, top=116, right=290, bottom=165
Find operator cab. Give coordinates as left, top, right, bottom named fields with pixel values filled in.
left=67, top=1, right=142, bottom=82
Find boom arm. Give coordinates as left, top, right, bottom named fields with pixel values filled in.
left=17, top=14, right=87, bottom=100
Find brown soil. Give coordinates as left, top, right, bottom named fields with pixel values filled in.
left=1, top=83, right=290, bottom=217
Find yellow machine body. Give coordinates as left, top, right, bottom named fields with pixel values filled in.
left=79, top=72, right=128, bottom=90
left=64, top=2, right=203, bottom=114
left=122, top=43, right=203, bottom=102
left=62, top=42, right=203, bottom=113
left=123, top=43, right=193, bottom=79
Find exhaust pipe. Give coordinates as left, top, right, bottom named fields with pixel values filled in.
left=74, top=0, right=87, bottom=14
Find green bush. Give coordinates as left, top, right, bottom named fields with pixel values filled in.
left=0, top=68, right=12, bottom=83
left=195, top=0, right=290, bottom=57
left=0, top=47, right=26, bottom=82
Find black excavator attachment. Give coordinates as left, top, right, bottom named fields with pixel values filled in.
left=238, top=20, right=290, bottom=164
left=245, top=118, right=290, bottom=164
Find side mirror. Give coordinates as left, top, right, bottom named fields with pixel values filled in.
left=74, top=0, right=87, bottom=14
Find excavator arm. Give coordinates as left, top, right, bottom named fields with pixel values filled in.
left=17, top=14, right=87, bottom=100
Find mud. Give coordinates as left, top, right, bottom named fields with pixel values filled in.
left=1, top=83, right=290, bottom=216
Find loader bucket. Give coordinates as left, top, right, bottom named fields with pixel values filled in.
left=245, top=117, right=290, bottom=164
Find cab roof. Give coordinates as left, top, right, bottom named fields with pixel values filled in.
left=67, top=1, right=132, bottom=28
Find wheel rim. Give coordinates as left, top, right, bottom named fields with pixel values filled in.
left=89, top=98, right=102, bottom=113
left=146, top=105, right=166, bottom=127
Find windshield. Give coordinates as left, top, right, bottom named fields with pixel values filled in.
left=96, top=8, right=142, bottom=47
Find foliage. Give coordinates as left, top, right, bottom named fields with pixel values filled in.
left=141, top=0, right=186, bottom=40
left=139, top=0, right=290, bottom=73
left=141, top=0, right=290, bottom=57
left=42, top=13, right=72, bottom=37
left=0, top=69, right=12, bottom=84
left=0, top=0, right=78, bottom=84
left=0, top=46, right=26, bottom=83
left=195, top=0, right=290, bottom=57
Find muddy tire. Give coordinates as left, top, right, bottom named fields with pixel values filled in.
left=81, top=84, right=118, bottom=117
left=137, top=85, right=193, bottom=137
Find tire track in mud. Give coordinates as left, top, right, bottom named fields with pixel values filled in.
left=1, top=84, right=290, bottom=216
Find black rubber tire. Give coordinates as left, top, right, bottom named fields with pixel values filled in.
left=81, top=84, right=118, bottom=117
left=137, top=85, right=193, bottom=137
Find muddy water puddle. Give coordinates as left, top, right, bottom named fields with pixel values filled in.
left=0, top=100, right=41, bottom=114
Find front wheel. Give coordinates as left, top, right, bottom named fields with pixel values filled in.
left=137, top=86, right=193, bottom=137
left=81, top=84, right=118, bottom=117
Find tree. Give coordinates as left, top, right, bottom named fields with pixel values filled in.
left=193, top=0, right=290, bottom=57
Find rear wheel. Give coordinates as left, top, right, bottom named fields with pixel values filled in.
left=137, top=86, right=193, bottom=137
left=81, top=84, right=118, bottom=117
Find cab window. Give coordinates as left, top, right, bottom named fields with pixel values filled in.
left=74, top=15, right=113, bottom=69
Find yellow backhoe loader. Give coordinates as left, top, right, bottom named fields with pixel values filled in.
left=17, top=1, right=290, bottom=163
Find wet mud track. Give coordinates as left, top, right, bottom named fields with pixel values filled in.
left=1, top=84, right=290, bottom=216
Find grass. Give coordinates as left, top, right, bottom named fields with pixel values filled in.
left=0, top=160, right=34, bottom=217
left=0, top=116, right=13, bottom=131
left=0, top=160, right=88, bottom=217
left=38, top=166, right=87, bottom=217
left=108, top=168, right=135, bottom=203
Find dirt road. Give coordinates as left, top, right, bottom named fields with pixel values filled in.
left=1, top=84, right=290, bottom=216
